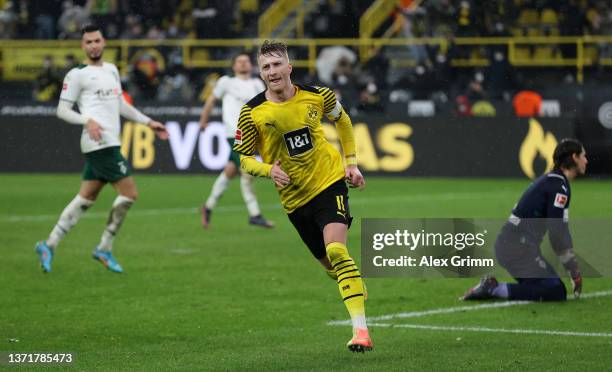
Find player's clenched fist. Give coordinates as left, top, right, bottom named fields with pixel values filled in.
left=345, top=165, right=365, bottom=190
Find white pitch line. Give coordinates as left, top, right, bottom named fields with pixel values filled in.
left=327, top=290, right=612, bottom=326
left=0, top=190, right=514, bottom=223
left=369, top=323, right=612, bottom=338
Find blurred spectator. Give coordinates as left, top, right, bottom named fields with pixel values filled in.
left=326, top=0, right=361, bottom=38
left=455, top=1, right=475, bottom=37
left=425, top=0, right=455, bottom=37
left=59, top=53, right=78, bottom=77
left=130, top=53, right=160, bottom=100
left=125, top=0, right=167, bottom=27
left=193, top=0, right=236, bottom=39
left=358, top=81, right=383, bottom=113
left=430, top=51, right=452, bottom=98
left=487, top=21, right=510, bottom=55
left=105, top=21, right=119, bottom=38
left=89, top=0, right=117, bottom=36
left=316, top=46, right=357, bottom=86
left=399, top=4, right=429, bottom=63
left=120, top=14, right=144, bottom=39
left=409, top=63, right=435, bottom=100
left=455, top=95, right=472, bottom=116
left=363, top=47, right=390, bottom=91
left=30, top=0, right=62, bottom=39
left=33, top=55, right=60, bottom=102
left=558, top=0, right=587, bottom=59
left=146, top=23, right=165, bottom=40
left=165, top=19, right=184, bottom=39
left=157, top=53, right=193, bottom=101
left=486, top=51, right=516, bottom=100
left=465, top=71, right=487, bottom=101
left=57, top=0, right=92, bottom=40
left=0, top=0, right=17, bottom=39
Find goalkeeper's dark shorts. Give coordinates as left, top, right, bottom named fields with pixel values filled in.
left=495, top=223, right=561, bottom=279
left=288, top=179, right=352, bottom=259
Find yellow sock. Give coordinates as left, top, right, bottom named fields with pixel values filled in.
left=326, top=242, right=367, bottom=329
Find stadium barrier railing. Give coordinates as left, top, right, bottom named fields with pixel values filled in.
left=1, top=36, right=611, bottom=82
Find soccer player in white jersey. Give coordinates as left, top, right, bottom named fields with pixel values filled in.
left=198, top=53, right=273, bottom=228
left=35, top=24, right=169, bottom=273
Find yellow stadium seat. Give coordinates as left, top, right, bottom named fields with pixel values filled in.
left=534, top=46, right=556, bottom=60
left=192, top=49, right=210, bottom=61
left=515, top=46, right=532, bottom=60
left=544, top=26, right=560, bottom=36
left=540, top=9, right=559, bottom=24
left=518, top=9, right=539, bottom=25
left=510, top=27, right=525, bottom=37
left=527, top=27, right=542, bottom=37
left=584, top=46, right=599, bottom=63
left=240, top=0, right=258, bottom=13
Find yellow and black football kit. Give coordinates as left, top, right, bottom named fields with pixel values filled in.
left=234, top=84, right=368, bottom=341
left=233, top=84, right=356, bottom=213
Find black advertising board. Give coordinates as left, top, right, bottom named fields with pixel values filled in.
left=0, top=112, right=574, bottom=178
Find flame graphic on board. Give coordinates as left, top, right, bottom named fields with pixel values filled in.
left=519, top=119, right=557, bottom=179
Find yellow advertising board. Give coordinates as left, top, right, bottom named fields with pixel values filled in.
left=3, top=47, right=119, bottom=81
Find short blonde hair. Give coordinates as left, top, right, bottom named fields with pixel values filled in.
left=259, top=40, right=288, bottom=59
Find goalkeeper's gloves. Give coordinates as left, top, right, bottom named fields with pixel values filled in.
left=569, top=270, right=582, bottom=299
left=559, top=249, right=582, bottom=299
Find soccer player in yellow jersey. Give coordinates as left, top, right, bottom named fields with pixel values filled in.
left=233, top=41, right=372, bottom=352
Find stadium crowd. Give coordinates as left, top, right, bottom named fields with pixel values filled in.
left=3, top=0, right=611, bottom=112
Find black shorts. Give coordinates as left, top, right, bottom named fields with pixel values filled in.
left=495, top=224, right=560, bottom=279
left=288, top=180, right=353, bottom=259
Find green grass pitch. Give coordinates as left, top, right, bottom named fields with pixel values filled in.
left=2, top=174, right=612, bottom=371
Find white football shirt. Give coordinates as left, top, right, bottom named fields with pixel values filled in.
left=213, top=75, right=265, bottom=138
left=60, top=62, right=122, bottom=153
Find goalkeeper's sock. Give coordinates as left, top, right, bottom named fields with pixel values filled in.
left=205, top=172, right=230, bottom=209
left=492, top=283, right=509, bottom=298
left=326, top=242, right=368, bottom=330
left=47, top=194, right=94, bottom=248
left=98, top=195, right=134, bottom=251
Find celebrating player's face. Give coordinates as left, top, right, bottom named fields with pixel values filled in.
left=233, top=55, right=252, bottom=75
left=258, top=53, right=292, bottom=93
left=82, top=31, right=105, bottom=62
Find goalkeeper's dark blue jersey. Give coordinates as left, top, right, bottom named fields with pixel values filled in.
left=505, top=169, right=572, bottom=253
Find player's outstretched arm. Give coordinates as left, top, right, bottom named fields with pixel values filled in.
left=240, top=156, right=290, bottom=188
left=239, top=154, right=292, bottom=187
left=119, top=96, right=168, bottom=140
left=146, top=120, right=169, bottom=140
left=199, top=94, right=217, bottom=131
